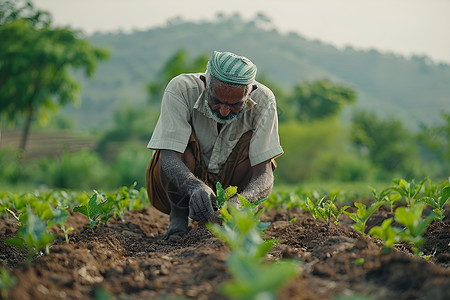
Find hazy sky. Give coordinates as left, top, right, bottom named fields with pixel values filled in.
left=33, top=0, right=450, bottom=64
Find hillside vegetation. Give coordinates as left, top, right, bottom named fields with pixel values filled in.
left=62, top=13, right=450, bottom=130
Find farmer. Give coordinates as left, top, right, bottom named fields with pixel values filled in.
left=145, top=51, right=283, bottom=238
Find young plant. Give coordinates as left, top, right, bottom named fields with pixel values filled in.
left=73, top=192, right=112, bottom=229
left=216, top=181, right=238, bottom=209
left=369, top=186, right=400, bottom=212
left=47, top=206, right=73, bottom=244
left=221, top=250, right=299, bottom=300
left=305, top=196, right=329, bottom=224
left=420, top=186, right=450, bottom=221
left=368, top=218, right=400, bottom=252
left=394, top=203, right=437, bottom=256
left=329, top=201, right=349, bottom=231
left=265, top=189, right=308, bottom=211
left=207, top=197, right=299, bottom=300
left=111, top=182, right=148, bottom=221
left=0, top=268, right=17, bottom=299
left=305, top=196, right=348, bottom=229
left=5, top=206, right=55, bottom=262
left=343, top=201, right=384, bottom=236
left=391, top=178, right=426, bottom=208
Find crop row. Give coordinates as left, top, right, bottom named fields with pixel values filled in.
left=267, top=178, right=450, bottom=256
left=0, top=183, right=149, bottom=261
left=1, top=178, right=448, bottom=299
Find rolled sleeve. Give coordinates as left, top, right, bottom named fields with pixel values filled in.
left=249, top=103, right=283, bottom=166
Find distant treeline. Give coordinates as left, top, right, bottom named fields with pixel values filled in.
left=60, top=12, right=450, bottom=131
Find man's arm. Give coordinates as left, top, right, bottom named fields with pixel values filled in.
left=159, top=149, right=201, bottom=196
left=159, top=149, right=216, bottom=221
left=231, top=160, right=274, bottom=205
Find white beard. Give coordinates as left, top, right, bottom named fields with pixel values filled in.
left=205, top=97, right=246, bottom=125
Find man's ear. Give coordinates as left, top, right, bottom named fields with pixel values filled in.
left=200, top=75, right=207, bottom=88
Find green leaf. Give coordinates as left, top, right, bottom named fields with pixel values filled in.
left=73, top=205, right=87, bottom=217
left=394, top=206, right=414, bottom=229
left=368, top=218, right=399, bottom=248
left=224, top=186, right=238, bottom=200
left=305, top=197, right=317, bottom=219
left=47, top=207, right=70, bottom=227
left=238, top=194, right=251, bottom=208
left=440, top=186, right=450, bottom=206
left=354, top=202, right=367, bottom=219
left=216, top=182, right=226, bottom=208
left=4, top=237, right=25, bottom=249
left=35, top=201, right=53, bottom=220
left=87, top=193, right=102, bottom=218
left=420, top=197, right=438, bottom=209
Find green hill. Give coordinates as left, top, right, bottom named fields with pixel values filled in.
left=61, top=14, right=450, bottom=131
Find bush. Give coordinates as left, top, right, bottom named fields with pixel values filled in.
left=110, top=142, right=152, bottom=188
left=37, top=149, right=107, bottom=189
left=0, top=147, right=21, bottom=183
left=276, top=119, right=374, bottom=183
left=0, top=147, right=39, bottom=185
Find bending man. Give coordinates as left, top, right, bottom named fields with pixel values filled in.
left=146, top=51, right=283, bottom=238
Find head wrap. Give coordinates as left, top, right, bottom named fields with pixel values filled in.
left=207, top=51, right=257, bottom=85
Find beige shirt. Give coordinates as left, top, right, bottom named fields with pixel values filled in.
left=147, top=73, right=283, bottom=174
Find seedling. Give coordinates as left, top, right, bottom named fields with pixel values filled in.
left=216, top=182, right=238, bottom=209
left=47, top=206, right=73, bottom=244
left=221, top=251, right=299, bottom=300
left=343, top=201, right=384, bottom=236
left=368, top=218, right=400, bottom=252
left=5, top=206, right=55, bottom=262
left=394, top=203, right=437, bottom=256
left=111, top=182, right=147, bottom=221
left=208, top=195, right=299, bottom=300
left=305, top=196, right=329, bottom=224
left=391, top=178, right=426, bottom=208
left=305, top=196, right=348, bottom=230
left=265, top=189, right=308, bottom=211
left=420, top=186, right=450, bottom=221
left=73, top=192, right=112, bottom=229
left=369, top=186, right=400, bottom=212
left=0, top=268, right=17, bottom=299
left=369, top=186, right=392, bottom=202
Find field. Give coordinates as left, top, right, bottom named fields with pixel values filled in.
left=0, top=185, right=449, bottom=300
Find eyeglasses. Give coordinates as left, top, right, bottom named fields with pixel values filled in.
left=207, top=91, right=247, bottom=114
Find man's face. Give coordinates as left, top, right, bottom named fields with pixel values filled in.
left=206, top=84, right=247, bottom=124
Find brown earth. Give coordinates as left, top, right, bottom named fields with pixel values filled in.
left=0, top=205, right=449, bottom=300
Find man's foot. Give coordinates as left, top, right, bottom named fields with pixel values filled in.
left=162, top=205, right=189, bottom=240
left=162, top=224, right=188, bottom=240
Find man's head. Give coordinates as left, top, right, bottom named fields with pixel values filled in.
left=201, top=51, right=257, bottom=124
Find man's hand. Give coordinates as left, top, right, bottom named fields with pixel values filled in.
left=189, top=185, right=215, bottom=222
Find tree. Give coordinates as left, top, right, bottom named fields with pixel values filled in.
left=417, top=112, right=450, bottom=177
left=147, top=49, right=208, bottom=104
left=351, top=110, right=417, bottom=177
left=287, top=79, right=356, bottom=122
left=0, top=0, right=109, bottom=153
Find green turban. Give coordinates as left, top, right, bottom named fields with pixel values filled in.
left=207, top=51, right=257, bottom=85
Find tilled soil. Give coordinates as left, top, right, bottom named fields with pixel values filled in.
left=0, top=206, right=449, bottom=300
